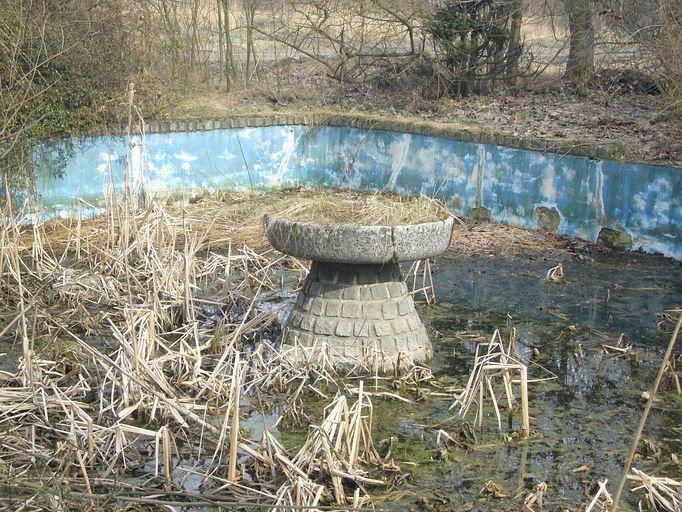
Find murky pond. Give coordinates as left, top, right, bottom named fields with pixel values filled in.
left=250, top=249, right=681, bottom=510
left=380, top=251, right=679, bottom=510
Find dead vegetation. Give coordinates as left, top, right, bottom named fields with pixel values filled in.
left=0, top=180, right=541, bottom=509
left=627, top=468, right=681, bottom=512
left=169, top=189, right=599, bottom=258
left=261, top=190, right=449, bottom=226
left=1, top=184, right=418, bottom=509
left=2, top=182, right=678, bottom=510
left=448, top=329, right=531, bottom=437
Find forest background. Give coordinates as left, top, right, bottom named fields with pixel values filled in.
left=1, top=0, right=680, bottom=196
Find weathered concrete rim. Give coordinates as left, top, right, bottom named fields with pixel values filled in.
left=93, top=111, right=637, bottom=163
left=263, top=213, right=455, bottom=263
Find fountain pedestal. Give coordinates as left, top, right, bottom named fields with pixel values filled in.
left=263, top=213, right=454, bottom=370
left=285, top=260, right=430, bottom=363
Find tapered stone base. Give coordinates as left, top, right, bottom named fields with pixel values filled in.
left=281, top=261, right=431, bottom=370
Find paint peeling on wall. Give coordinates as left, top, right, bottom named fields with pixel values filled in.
left=34, top=125, right=682, bottom=259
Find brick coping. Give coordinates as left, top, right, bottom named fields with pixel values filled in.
left=92, top=112, right=633, bottom=163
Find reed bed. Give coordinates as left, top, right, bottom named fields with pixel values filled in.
left=26, top=188, right=586, bottom=259
left=0, top=182, right=460, bottom=510
left=258, top=190, right=450, bottom=226
left=1, top=179, right=622, bottom=510
left=165, top=189, right=580, bottom=257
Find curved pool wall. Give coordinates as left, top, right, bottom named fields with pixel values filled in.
left=32, top=121, right=681, bottom=259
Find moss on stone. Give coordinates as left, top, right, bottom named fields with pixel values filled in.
left=86, top=109, right=638, bottom=164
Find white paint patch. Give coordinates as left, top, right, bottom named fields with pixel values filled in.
left=175, top=151, right=197, bottom=172
left=649, top=177, right=671, bottom=193
left=386, top=135, right=411, bottom=190
left=174, top=151, right=198, bottom=163
left=631, top=235, right=679, bottom=259
left=274, top=129, right=299, bottom=184
left=540, top=164, right=557, bottom=202
left=130, top=136, right=144, bottom=187
left=447, top=155, right=466, bottom=184
left=595, top=161, right=605, bottom=225
left=633, top=193, right=646, bottom=211
left=511, top=171, right=524, bottom=193
left=654, top=199, right=670, bottom=216
left=415, top=147, right=436, bottom=177
left=217, top=150, right=236, bottom=161
left=97, top=152, right=117, bottom=176
left=496, top=207, right=531, bottom=228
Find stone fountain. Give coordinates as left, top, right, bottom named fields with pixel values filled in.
left=264, top=213, right=455, bottom=370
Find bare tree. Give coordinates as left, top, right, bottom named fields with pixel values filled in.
left=220, top=0, right=236, bottom=91
left=244, top=0, right=258, bottom=82
left=505, top=0, right=524, bottom=84
left=564, top=0, right=594, bottom=95
left=1, top=0, right=140, bottom=199
left=251, top=0, right=431, bottom=88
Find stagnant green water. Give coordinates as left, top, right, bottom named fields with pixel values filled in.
left=271, top=250, right=681, bottom=510
left=373, top=251, right=681, bottom=510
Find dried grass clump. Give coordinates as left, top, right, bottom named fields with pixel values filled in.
left=24, top=184, right=604, bottom=266
left=262, top=189, right=450, bottom=226
left=628, top=468, right=681, bottom=511
left=173, top=189, right=451, bottom=253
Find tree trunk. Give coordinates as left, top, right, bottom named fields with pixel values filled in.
left=505, top=0, right=524, bottom=84
left=564, top=0, right=594, bottom=95
left=160, top=0, right=180, bottom=77
left=217, top=0, right=224, bottom=86
left=244, top=0, right=257, bottom=82
left=189, top=0, right=200, bottom=79
left=221, top=0, right=234, bottom=92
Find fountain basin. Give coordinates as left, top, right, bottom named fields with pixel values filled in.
left=264, top=215, right=455, bottom=370
left=263, top=214, right=454, bottom=264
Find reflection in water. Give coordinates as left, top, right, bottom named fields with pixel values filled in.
left=380, top=250, right=681, bottom=509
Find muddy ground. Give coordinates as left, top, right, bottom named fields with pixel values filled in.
left=168, top=70, right=682, bottom=168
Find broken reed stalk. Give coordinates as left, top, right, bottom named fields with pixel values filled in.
left=162, top=426, right=172, bottom=491
left=519, top=366, right=530, bottom=436
left=228, top=351, right=241, bottom=483
left=450, top=329, right=530, bottom=436
left=64, top=329, right=221, bottom=436
left=611, top=312, right=682, bottom=511
left=586, top=479, right=612, bottom=512
left=627, top=468, right=681, bottom=511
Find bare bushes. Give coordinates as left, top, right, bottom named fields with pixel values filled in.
left=595, top=0, right=682, bottom=108
left=254, top=0, right=529, bottom=98
left=0, top=0, right=143, bottom=198
left=256, top=0, right=430, bottom=86
left=650, top=0, right=682, bottom=111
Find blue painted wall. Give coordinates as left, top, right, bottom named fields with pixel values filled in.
left=33, top=125, right=682, bottom=259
